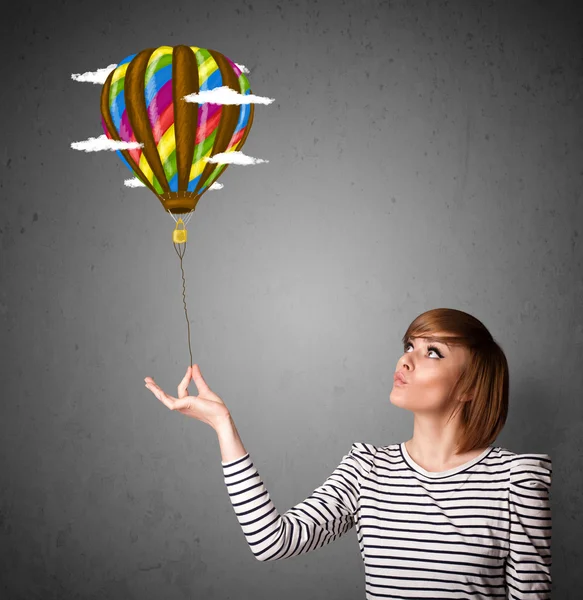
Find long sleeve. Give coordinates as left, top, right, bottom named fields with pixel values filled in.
left=505, top=454, right=553, bottom=599
left=221, top=442, right=376, bottom=561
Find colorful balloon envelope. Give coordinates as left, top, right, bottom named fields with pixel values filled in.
left=100, top=45, right=255, bottom=214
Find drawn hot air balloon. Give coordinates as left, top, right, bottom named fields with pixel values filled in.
left=97, top=45, right=260, bottom=367
left=99, top=44, right=255, bottom=218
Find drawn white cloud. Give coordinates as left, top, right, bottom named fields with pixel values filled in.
left=125, top=178, right=224, bottom=191
left=183, top=86, right=273, bottom=105
left=70, top=135, right=144, bottom=152
left=72, top=61, right=250, bottom=85
left=206, top=151, right=268, bottom=165
left=124, top=178, right=147, bottom=187
left=71, top=64, right=118, bottom=84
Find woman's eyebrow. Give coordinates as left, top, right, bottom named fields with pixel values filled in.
left=405, top=337, right=450, bottom=349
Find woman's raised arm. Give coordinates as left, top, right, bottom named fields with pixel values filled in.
left=144, top=364, right=375, bottom=562
left=220, top=436, right=375, bottom=562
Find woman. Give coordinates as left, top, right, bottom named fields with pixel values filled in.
left=144, top=308, right=552, bottom=599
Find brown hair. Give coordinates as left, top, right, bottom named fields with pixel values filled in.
left=402, top=308, right=509, bottom=454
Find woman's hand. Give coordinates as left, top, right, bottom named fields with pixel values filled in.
left=144, top=364, right=231, bottom=429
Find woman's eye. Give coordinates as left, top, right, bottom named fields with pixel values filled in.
left=403, top=343, right=442, bottom=358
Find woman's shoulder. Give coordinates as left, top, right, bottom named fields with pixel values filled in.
left=495, top=446, right=552, bottom=488
left=349, top=441, right=380, bottom=455
left=497, top=446, right=552, bottom=469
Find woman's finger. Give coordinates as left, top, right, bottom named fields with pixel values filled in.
left=190, top=364, right=210, bottom=393
left=145, top=382, right=177, bottom=410
left=178, top=366, right=191, bottom=399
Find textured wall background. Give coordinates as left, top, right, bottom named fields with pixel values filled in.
left=1, top=0, right=582, bottom=598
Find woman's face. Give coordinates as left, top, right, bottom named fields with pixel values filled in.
left=389, top=332, right=470, bottom=414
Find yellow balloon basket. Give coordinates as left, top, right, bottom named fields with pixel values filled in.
left=172, top=218, right=188, bottom=244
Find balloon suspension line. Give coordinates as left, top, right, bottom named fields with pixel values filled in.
left=171, top=213, right=194, bottom=369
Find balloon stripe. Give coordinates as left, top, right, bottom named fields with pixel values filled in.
left=193, top=128, right=218, bottom=170
left=163, top=148, right=177, bottom=182
left=129, top=144, right=142, bottom=164
left=197, top=115, right=220, bottom=152
left=191, top=152, right=211, bottom=178
left=145, top=54, right=174, bottom=182
left=149, top=77, right=173, bottom=127
left=144, top=49, right=172, bottom=85
left=110, top=74, right=126, bottom=97
left=187, top=174, right=201, bottom=192
left=144, top=63, right=172, bottom=105
left=168, top=172, right=178, bottom=191
left=140, top=48, right=174, bottom=193
left=157, top=102, right=176, bottom=185
left=159, top=124, right=177, bottom=182
left=153, top=177, right=164, bottom=194
left=138, top=153, right=155, bottom=186
left=193, top=103, right=215, bottom=149
left=238, top=72, right=251, bottom=94
left=189, top=158, right=206, bottom=181
left=200, top=130, right=218, bottom=158
left=110, top=94, right=124, bottom=131
left=138, top=155, right=164, bottom=194
left=225, top=56, right=241, bottom=77
left=188, top=136, right=217, bottom=187
left=174, top=46, right=199, bottom=194
left=109, top=63, right=130, bottom=130
left=111, top=61, right=130, bottom=86
left=198, top=55, right=217, bottom=85
left=144, top=48, right=172, bottom=82
left=156, top=101, right=175, bottom=144
left=194, top=107, right=221, bottom=144
left=119, top=111, right=134, bottom=142
left=110, top=78, right=125, bottom=107
left=110, top=85, right=126, bottom=130
left=160, top=151, right=177, bottom=187
left=227, top=127, right=245, bottom=148
left=199, top=102, right=221, bottom=128
left=192, top=105, right=220, bottom=162
left=144, top=53, right=172, bottom=101
left=204, top=68, right=222, bottom=91
left=148, top=79, right=173, bottom=143
left=158, top=121, right=176, bottom=159
left=232, top=102, right=250, bottom=137
left=117, top=52, right=136, bottom=67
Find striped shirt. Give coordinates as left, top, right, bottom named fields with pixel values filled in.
left=222, top=442, right=552, bottom=599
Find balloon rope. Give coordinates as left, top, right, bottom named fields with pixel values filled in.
left=173, top=239, right=193, bottom=370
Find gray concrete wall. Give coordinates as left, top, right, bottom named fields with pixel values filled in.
left=1, top=0, right=581, bottom=597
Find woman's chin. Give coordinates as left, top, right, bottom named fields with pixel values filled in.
left=389, top=389, right=406, bottom=405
